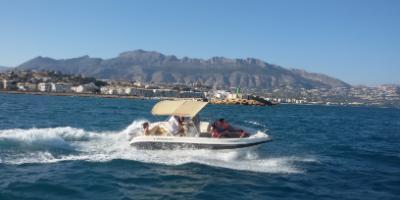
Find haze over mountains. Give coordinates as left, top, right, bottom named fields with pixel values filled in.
left=0, top=66, right=11, bottom=72
left=16, top=50, right=349, bottom=89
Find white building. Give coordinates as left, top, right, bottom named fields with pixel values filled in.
left=38, top=82, right=52, bottom=92
left=227, top=93, right=239, bottom=99
left=1, top=79, right=16, bottom=90
left=128, top=88, right=155, bottom=97
left=16, top=82, right=36, bottom=91
left=213, top=90, right=229, bottom=99
left=124, top=87, right=133, bottom=95
left=2, top=79, right=7, bottom=89
left=100, top=86, right=123, bottom=95
left=116, top=87, right=125, bottom=95
left=133, top=81, right=142, bottom=87
left=178, top=91, right=205, bottom=98
left=17, top=83, right=26, bottom=91
left=71, top=83, right=99, bottom=93
left=51, top=83, right=72, bottom=93
left=100, top=86, right=114, bottom=95
left=153, top=89, right=179, bottom=97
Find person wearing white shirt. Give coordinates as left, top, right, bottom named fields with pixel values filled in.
left=167, top=116, right=180, bottom=135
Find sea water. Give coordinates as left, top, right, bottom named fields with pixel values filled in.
left=0, top=93, right=399, bottom=199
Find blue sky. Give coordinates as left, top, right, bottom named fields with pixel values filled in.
left=0, top=0, right=399, bottom=85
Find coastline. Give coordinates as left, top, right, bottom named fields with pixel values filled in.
left=1, top=90, right=398, bottom=109
left=0, top=90, right=178, bottom=100
left=0, top=90, right=269, bottom=106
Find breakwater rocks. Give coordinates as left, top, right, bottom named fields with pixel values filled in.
left=209, top=98, right=270, bottom=106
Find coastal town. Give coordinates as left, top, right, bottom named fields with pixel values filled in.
left=1, top=70, right=399, bottom=107
left=251, top=84, right=400, bottom=107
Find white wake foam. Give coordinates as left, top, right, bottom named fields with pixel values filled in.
left=245, top=120, right=265, bottom=127
left=0, top=121, right=315, bottom=173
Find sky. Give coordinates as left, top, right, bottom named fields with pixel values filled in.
left=0, top=0, right=399, bottom=85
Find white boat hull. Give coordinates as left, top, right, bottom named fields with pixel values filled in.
left=130, top=132, right=272, bottom=150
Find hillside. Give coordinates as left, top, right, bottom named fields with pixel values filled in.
left=16, top=50, right=350, bottom=89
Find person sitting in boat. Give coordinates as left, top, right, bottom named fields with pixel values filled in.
left=210, top=123, right=228, bottom=138
left=142, top=122, right=167, bottom=136
left=210, top=124, right=221, bottom=138
left=213, top=118, right=239, bottom=133
left=239, top=130, right=250, bottom=138
left=142, top=118, right=184, bottom=136
left=212, top=118, right=249, bottom=138
left=167, top=116, right=185, bottom=136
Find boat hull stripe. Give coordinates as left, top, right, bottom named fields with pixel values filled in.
left=131, top=140, right=270, bottom=150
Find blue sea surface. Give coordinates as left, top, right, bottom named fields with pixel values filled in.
left=0, top=93, right=399, bottom=199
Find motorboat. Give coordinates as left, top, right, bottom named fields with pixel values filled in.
left=130, top=100, right=272, bottom=150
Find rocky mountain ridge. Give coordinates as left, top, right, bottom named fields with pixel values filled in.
left=16, top=50, right=350, bottom=89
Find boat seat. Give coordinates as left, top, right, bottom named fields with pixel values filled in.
left=200, top=122, right=210, bottom=133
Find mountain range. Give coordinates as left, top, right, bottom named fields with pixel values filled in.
left=15, top=50, right=350, bottom=89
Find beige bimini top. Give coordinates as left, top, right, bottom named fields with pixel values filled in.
left=151, top=100, right=208, bottom=117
